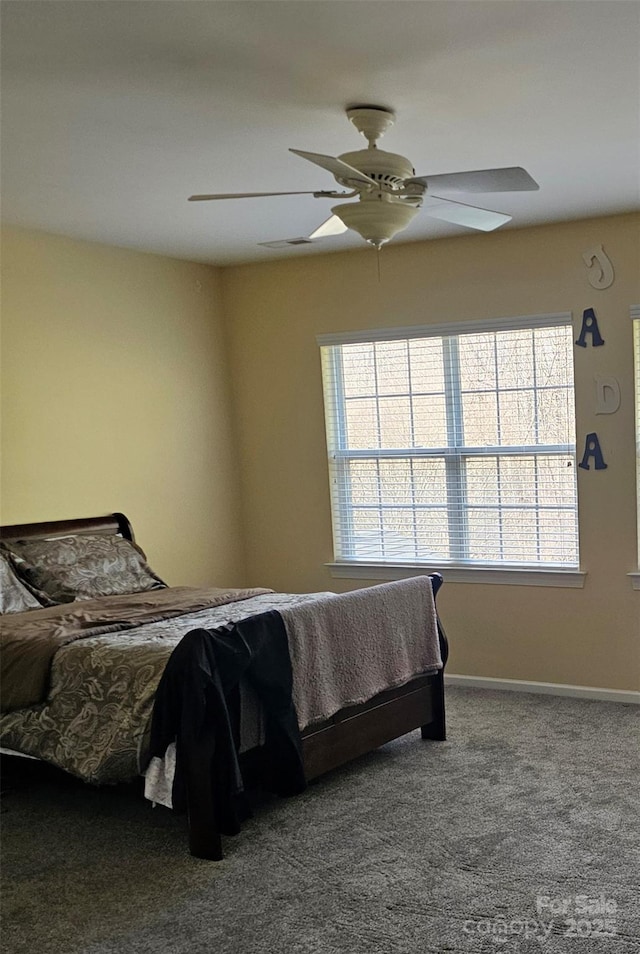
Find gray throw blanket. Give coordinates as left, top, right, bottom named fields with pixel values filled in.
left=280, top=576, right=442, bottom=730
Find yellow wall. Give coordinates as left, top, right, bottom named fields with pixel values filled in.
left=2, top=217, right=638, bottom=691
left=1, top=227, right=245, bottom=587
left=222, top=213, right=640, bottom=691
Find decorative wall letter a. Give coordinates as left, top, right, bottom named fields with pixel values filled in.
left=578, top=433, right=607, bottom=470
left=575, top=308, right=605, bottom=348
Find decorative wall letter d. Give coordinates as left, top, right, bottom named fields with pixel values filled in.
left=595, top=376, right=621, bottom=415
left=575, top=308, right=605, bottom=348
left=578, top=433, right=607, bottom=470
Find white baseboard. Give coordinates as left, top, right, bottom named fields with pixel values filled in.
left=445, top=674, right=640, bottom=705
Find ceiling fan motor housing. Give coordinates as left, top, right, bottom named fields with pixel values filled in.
left=337, top=149, right=415, bottom=189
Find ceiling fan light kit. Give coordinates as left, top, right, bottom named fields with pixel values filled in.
left=332, top=197, right=420, bottom=249
left=189, top=104, right=539, bottom=250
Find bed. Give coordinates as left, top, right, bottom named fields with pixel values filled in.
left=0, top=513, right=448, bottom=860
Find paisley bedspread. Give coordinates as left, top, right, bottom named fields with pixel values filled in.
left=0, top=591, right=332, bottom=784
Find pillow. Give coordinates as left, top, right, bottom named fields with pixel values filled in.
left=0, top=552, right=44, bottom=613
left=1, top=534, right=167, bottom=604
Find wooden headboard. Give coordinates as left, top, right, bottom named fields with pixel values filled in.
left=0, top=513, right=134, bottom=543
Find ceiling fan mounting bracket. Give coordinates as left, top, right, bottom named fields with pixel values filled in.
left=346, top=105, right=395, bottom=147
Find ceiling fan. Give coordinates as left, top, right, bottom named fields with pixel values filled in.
left=188, top=105, right=539, bottom=249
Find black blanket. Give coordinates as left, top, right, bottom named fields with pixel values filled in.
left=148, top=610, right=306, bottom=836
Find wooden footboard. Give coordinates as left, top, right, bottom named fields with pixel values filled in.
left=188, top=578, right=449, bottom=861
left=302, top=574, right=448, bottom=780
left=302, top=673, right=441, bottom=780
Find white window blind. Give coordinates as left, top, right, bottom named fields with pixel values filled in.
left=320, top=315, right=579, bottom=570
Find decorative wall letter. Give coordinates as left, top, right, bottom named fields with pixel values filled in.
left=595, top=376, right=621, bottom=415
left=578, top=433, right=607, bottom=470
left=575, top=308, right=605, bottom=348
left=582, top=244, right=615, bottom=289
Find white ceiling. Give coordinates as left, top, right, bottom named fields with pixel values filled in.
left=2, top=1, right=639, bottom=265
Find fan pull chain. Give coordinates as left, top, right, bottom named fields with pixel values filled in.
left=376, top=245, right=382, bottom=283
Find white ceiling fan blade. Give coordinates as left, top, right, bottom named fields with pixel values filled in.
left=308, top=214, right=348, bottom=240
left=188, top=191, right=323, bottom=201
left=408, top=167, right=539, bottom=194
left=424, top=197, right=512, bottom=231
left=259, top=214, right=349, bottom=249
left=289, top=149, right=376, bottom=188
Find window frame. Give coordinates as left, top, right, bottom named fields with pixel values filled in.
left=631, top=305, right=640, bottom=590
left=319, top=313, right=585, bottom=588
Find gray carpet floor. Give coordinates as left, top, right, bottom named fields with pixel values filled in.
left=1, top=688, right=638, bottom=954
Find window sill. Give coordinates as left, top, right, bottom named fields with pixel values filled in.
left=628, top=573, right=640, bottom=591
left=326, top=562, right=586, bottom=588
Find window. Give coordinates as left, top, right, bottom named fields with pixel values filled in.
left=319, top=314, right=579, bottom=574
